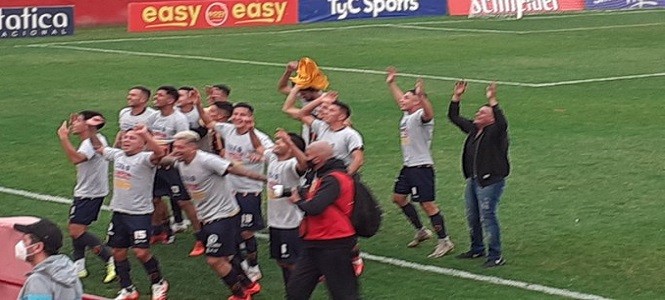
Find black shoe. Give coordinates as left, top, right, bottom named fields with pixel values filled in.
left=456, top=251, right=484, bottom=259
left=483, top=257, right=505, bottom=268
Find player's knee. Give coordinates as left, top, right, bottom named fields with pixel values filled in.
left=133, top=248, right=152, bottom=261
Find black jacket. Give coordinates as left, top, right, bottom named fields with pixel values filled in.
left=448, top=102, right=510, bottom=187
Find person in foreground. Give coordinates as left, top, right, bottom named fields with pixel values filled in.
left=286, top=141, right=359, bottom=300
left=14, top=218, right=83, bottom=300
left=447, top=81, right=510, bottom=268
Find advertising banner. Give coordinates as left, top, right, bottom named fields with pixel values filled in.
left=585, top=0, right=665, bottom=10
left=0, top=6, right=74, bottom=39
left=128, top=0, right=297, bottom=32
left=449, top=0, right=584, bottom=16
left=299, top=0, right=447, bottom=23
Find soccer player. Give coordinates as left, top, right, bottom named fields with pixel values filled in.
left=196, top=98, right=274, bottom=282
left=206, top=84, right=231, bottom=104
left=386, top=67, right=455, bottom=258
left=263, top=130, right=307, bottom=289
left=97, top=125, right=168, bottom=300
left=149, top=86, right=199, bottom=244
left=56, top=111, right=116, bottom=283
left=115, top=86, right=157, bottom=148
left=168, top=131, right=266, bottom=300
left=278, top=61, right=324, bottom=145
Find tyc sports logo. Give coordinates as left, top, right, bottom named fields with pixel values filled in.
left=0, top=6, right=74, bottom=39
left=329, top=0, right=420, bottom=19
left=299, top=0, right=446, bottom=22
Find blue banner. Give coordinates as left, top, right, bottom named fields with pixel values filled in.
left=299, top=0, right=447, bottom=23
left=0, top=6, right=74, bottom=39
left=585, top=0, right=665, bottom=10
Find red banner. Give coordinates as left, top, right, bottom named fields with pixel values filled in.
left=449, top=0, right=584, bottom=16
left=128, top=0, right=298, bottom=32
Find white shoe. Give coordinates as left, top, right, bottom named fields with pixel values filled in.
left=428, top=237, right=454, bottom=258
left=74, top=258, right=88, bottom=278
left=246, top=265, right=262, bottom=282
left=151, top=279, right=169, bottom=300
left=240, top=260, right=249, bottom=273
left=407, top=228, right=432, bottom=248
left=171, top=221, right=188, bottom=233
left=114, top=286, right=139, bottom=300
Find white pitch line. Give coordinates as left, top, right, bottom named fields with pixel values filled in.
left=388, top=22, right=665, bottom=34
left=0, top=185, right=612, bottom=300
left=34, top=44, right=532, bottom=87
left=531, top=72, right=665, bottom=87
left=386, top=24, right=520, bottom=34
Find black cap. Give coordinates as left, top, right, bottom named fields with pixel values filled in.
left=13, top=218, right=63, bottom=254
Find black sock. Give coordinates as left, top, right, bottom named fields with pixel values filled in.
left=244, top=237, right=258, bottom=266
left=170, top=198, right=183, bottom=223
left=222, top=268, right=245, bottom=296
left=77, top=232, right=112, bottom=262
left=429, top=213, right=448, bottom=239
left=401, top=203, right=423, bottom=229
left=72, top=236, right=86, bottom=261
left=141, top=257, right=163, bottom=284
left=281, top=266, right=292, bottom=286
left=115, top=259, right=133, bottom=288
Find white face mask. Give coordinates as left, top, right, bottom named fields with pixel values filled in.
left=15, top=240, right=37, bottom=262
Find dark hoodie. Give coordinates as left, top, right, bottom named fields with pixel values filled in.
left=17, top=254, right=83, bottom=300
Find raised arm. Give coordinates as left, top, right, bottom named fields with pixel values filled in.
left=57, top=121, right=87, bottom=165
left=135, top=124, right=165, bottom=163
left=486, top=82, right=507, bottom=130
left=298, top=91, right=337, bottom=125
left=415, top=78, right=434, bottom=122
left=386, top=66, right=404, bottom=105
left=447, top=81, right=475, bottom=133
left=282, top=84, right=304, bottom=120
left=278, top=61, right=298, bottom=95
left=193, top=89, right=214, bottom=129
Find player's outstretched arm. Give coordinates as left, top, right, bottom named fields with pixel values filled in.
left=227, top=164, right=267, bottom=182
left=57, top=120, right=87, bottom=165
left=278, top=61, right=298, bottom=95
left=416, top=78, right=434, bottom=122
left=386, top=66, right=404, bottom=105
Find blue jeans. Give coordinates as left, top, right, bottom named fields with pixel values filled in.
left=465, top=178, right=505, bottom=260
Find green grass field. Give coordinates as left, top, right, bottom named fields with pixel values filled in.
left=1, top=9, right=665, bottom=299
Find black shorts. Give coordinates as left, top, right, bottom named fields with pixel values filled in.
left=201, top=214, right=241, bottom=257
left=269, top=227, right=302, bottom=264
left=107, top=212, right=152, bottom=249
left=69, top=197, right=104, bottom=225
left=153, top=167, right=190, bottom=201
left=393, top=165, right=435, bottom=202
left=236, top=192, right=265, bottom=231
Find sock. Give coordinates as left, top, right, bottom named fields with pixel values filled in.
left=77, top=232, right=112, bottom=262
left=115, top=259, right=133, bottom=288
left=244, top=237, right=258, bottom=266
left=170, top=198, right=183, bottom=223
left=141, top=257, right=163, bottom=284
left=231, top=256, right=253, bottom=287
left=429, top=213, right=448, bottom=239
left=401, top=203, right=423, bottom=229
left=222, top=268, right=245, bottom=296
left=351, top=244, right=360, bottom=259
left=72, top=236, right=86, bottom=261
left=281, top=266, right=292, bottom=286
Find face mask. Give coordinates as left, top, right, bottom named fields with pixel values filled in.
left=15, top=240, right=37, bottom=262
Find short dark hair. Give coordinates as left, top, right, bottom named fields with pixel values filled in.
left=79, top=110, right=105, bottom=130
left=233, top=102, right=254, bottom=114
left=178, top=86, right=194, bottom=92
left=130, top=86, right=151, bottom=100
left=332, top=100, right=351, bottom=119
left=301, top=87, right=319, bottom=92
left=288, top=132, right=306, bottom=152
left=157, top=86, right=179, bottom=102
left=213, top=101, right=234, bottom=116
left=213, top=84, right=231, bottom=96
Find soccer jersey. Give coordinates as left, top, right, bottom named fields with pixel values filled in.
left=103, top=148, right=156, bottom=214
left=400, top=108, right=434, bottom=166
left=178, top=107, right=201, bottom=129
left=265, top=151, right=304, bottom=229
left=150, top=110, right=189, bottom=143
left=214, top=122, right=274, bottom=193
left=175, top=151, right=240, bottom=222
left=74, top=134, right=109, bottom=198
left=118, top=107, right=157, bottom=132
left=309, top=119, right=364, bottom=166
